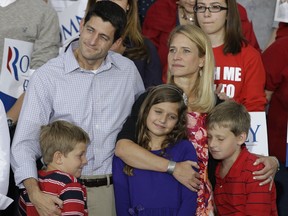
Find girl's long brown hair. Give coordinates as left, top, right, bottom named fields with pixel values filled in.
left=124, top=84, right=188, bottom=176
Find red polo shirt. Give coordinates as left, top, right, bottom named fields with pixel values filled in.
left=214, top=146, right=278, bottom=216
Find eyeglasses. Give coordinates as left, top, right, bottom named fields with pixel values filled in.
left=194, top=5, right=228, bottom=13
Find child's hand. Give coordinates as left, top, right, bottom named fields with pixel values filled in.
left=173, top=161, right=200, bottom=192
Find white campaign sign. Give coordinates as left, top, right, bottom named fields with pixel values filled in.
left=274, top=0, right=288, bottom=23
left=58, top=0, right=88, bottom=48
left=0, top=38, right=33, bottom=98
left=246, top=112, right=269, bottom=156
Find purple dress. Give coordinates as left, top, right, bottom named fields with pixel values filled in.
left=113, top=140, right=198, bottom=215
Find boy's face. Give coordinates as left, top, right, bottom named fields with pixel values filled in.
left=207, top=124, right=245, bottom=162
left=60, top=142, right=88, bottom=178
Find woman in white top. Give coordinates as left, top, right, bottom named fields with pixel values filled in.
left=0, top=100, right=13, bottom=210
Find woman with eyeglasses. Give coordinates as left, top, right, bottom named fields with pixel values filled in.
left=141, top=0, right=260, bottom=83
left=194, top=0, right=266, bottom=112
left=194, top=0, right=279, bottom=206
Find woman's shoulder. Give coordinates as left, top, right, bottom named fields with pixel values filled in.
left=237, top=44, right=265, bottom=70
left=240, top=43, right=262, bottom=58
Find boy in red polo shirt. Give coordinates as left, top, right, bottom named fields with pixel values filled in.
left=206, top=101, right=278, bottom=216
left=19, top=120, right=89, bottom=216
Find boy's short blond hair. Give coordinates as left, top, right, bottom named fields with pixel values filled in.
left=40, top=120, right=90, bottom=165
left=206, top=100, right=251, bottom=136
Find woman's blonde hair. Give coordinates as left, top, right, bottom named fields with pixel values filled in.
left=167, top=24, right=216, bottom=113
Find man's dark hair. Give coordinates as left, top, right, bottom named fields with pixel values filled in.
left=84, top=1, right=127, bottom=42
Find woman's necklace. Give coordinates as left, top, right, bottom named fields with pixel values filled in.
left=180, top=7, right=194, bottom=24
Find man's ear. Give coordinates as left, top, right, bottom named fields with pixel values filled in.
left=237, top=132, right=247, bottom=146
left=53, top=151, right=64, bottom=165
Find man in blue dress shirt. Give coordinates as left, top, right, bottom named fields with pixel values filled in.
left=11, top=1, right=144, bottom=216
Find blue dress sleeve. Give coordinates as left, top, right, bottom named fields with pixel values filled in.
left=176, top=140, right=198, bottom=216
left=112, top=155, right=131, bottom=216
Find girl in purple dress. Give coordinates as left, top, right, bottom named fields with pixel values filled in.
left=113, top=84, right=198, bottom=215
